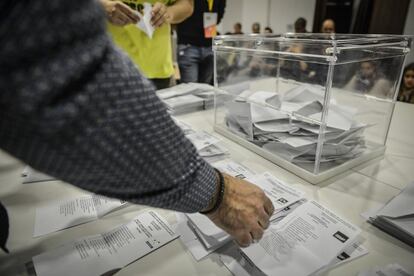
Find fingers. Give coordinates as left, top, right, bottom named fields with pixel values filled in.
left=113, top=10, right=132, bottom=26
left=116, top=2, right=140, bottom=22
left=151, top=2, right=167, bottom=27
left=106, top=1, right=139, bottom=26
left=205, top=175, right=274, bottom=248
left=235, top=233, right=253, bottom=248
left=263, top=195, right=275, bottom=217
left=258, top=208, right=270, bottom=229
left=251, top=226, right=264, bottom=241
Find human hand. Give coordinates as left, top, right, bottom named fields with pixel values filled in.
left=151, top=2, right=172, bottom=28
left=205, top=173, right=274, bottom=247
left=101, top=0, right=139, bottom=26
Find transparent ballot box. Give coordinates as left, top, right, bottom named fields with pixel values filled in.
left=213, top=34, right=411, bottom=184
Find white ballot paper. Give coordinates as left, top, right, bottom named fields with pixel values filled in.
left=172, top=118, right=195, bottom=135
left=358, top=263, right=413, bottom=276
left=242, top=200, right=361, bottom=276
left=33, top=211, right=178, bottom=276
left=174, top=214, right=217, bottom=261
left=33, top=195, right=128, bottom=237
left=213, top=159, right=257, bottom=180
left=219, top=240, right=368, bottom=276
left=186, top=131, right=221, bottom=151
left=22, top=166, right=55, bottom=184
left=248, top=172, right=305, bottom=220
left=135, top=2, right=154, bottom=39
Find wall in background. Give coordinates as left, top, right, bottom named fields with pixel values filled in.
left=218, top=0, right=316, bottom=34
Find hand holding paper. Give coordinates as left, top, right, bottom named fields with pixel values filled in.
left=151, top=2, right=170, bottom=27
left=101, top=0, right=139, bottom=26
left=135, top=3, right=155, bottom=39
left=205, top=173, right=275, bottom=247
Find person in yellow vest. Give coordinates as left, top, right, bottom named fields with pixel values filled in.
left=100, top=0, right=194, bottom=89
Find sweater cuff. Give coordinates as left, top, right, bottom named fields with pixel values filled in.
left=172, top=157, right=218, bottom=213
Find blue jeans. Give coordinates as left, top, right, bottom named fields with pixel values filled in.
left=177, top=44, right=214, bottom=84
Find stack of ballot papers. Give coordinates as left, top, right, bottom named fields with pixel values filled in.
left=364, top=181, right=414, bottom=248
left=224, top=85, right=368, bottom=165
left=32, top=211, right=178, bottom=276
left=173, top=118, right=229, bottom=163
left=33, top=194, right=128, bottom=237
left=237, top=200, right=365, bottom=276
left=357, top=263, right=412, bottom=276
left=22, top=166, right=55, bottom=184
left=157, top=83, right=217, bottom=114
left=219, top=239, right=368, bottom=276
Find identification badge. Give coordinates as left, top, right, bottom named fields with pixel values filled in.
left=203, top=12, right=218, bottom=38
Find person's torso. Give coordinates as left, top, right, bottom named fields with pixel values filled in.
left=107, top=0, right=174, bottom=79
left=177, top=0, right=223, bottom=47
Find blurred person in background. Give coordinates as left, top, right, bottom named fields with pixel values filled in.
left=176, top=0, right=226, bottom=84
left=294, top=17, right=307, bottom=33
left=398, top=63, right=414, bottom=103
left=251, top=22, right=261, bottom=34
left=264, top=27, right=273, bottom=34
left=321, top=19, right=335, bottom=33
left=345, top=61, right=392, bottom=98
left=233, top=22, right=243, bottom=34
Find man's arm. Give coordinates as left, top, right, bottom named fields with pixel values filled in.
left=0, top=0, right=213, bottom=213
left=0, top=0, right=272, bottom=247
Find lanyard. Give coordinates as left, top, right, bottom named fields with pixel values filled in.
left=207, top=0, right=214, bottom=12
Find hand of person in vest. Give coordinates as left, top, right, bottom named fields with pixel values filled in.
left=101, top=0, right=140, bottom=26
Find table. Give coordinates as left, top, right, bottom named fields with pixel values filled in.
left=0, top=102, right=413, bottom=275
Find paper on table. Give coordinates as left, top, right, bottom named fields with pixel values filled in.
left=242, top=200, right=362, bottom=276
left=213, top=159, right=257, bottom=180
left=163, top=94, right=204, bottom=110
left=135, top=3, right=154, bottom=39
left=198, top=144, right=228, bottom=158
left=33, top=211, right=178, bottom=276
left=219, top=240, right=368, bottom=276
left=188, top=219, right=231, bottom=249
left=219, top=242, right=266, bottom=276
left=311, top=242, right=368, bottom=276
left=376, top=181, right=414, bottom=218
left=186, top=131, right=221, bottom=151
left=249, top=172, right=306, bottom=219
left=22, top=166, right=55, bottom=184
left=357, top=263, right=413, bottom=276
left=172, top=118, right=195, bottom=135
left=174, top=214, right=217, bottom=261
left=157, top=82, right=215, bottom=100
left=33, top=195, right=127, bottom=237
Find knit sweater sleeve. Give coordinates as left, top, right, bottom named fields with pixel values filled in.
left=0, top=0, right=217, bottom=213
